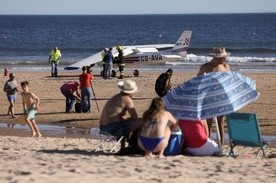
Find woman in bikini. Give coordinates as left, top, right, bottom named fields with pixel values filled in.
left=138, top=97, right=178, bottom=158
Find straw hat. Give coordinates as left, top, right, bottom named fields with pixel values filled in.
left=118, top=80, right=138, bottom=94
left=209, top=47, right=231, bottom=58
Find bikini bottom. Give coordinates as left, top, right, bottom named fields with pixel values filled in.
left=139, top=135, right=165, bottom=151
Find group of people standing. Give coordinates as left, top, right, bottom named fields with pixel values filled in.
left=48, top=45, right=126, bottom=80
left=101, top=45, right=125, bottom=79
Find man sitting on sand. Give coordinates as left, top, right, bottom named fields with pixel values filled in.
left=21, top=81, right=42, bottom=138
left=99, top=80, right=143, bottom=151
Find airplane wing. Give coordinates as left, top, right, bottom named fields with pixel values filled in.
left=64, top=51, right=103, bottom=70
left=64, top=45, right=174, bottom=70
left=64, top=47, right=135, bottom=70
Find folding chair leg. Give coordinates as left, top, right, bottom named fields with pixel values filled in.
left=95, top=138, right=108, bottom=152
left=256, top=148, right=267, bottom=159
left=110, top=136, right=124, bottom=153
left=228, top=144, right=236, bottom=157
left=262, top=149, right=267, bottom=159
left=95, top=131, right=124, bottom=153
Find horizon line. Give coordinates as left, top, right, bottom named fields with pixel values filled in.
left=0, top=12, right=275, bottom=16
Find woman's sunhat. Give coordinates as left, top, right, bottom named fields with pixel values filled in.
left=118, top=80, right=138, bottom=94
left=209, top=47, right=231, bottom=58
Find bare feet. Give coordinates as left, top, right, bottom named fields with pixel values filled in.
left=32, top=133, right=37, bottom=137
left=157, top=154, right=166, bottom=158
left=145, top=152, right=153, bottom=158
left=37, top=133, right=42, bottom=138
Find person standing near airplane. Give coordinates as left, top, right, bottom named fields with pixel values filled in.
left=104, top=47, right=114, bottom=79
left=101, top=48, right=108, bottom=78
left=48, top=46, right=62, bottom=77
left=116, top=45, right=125, bottom=79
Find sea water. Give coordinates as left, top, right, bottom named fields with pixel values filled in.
left=0, top=13, right=276, bottom=73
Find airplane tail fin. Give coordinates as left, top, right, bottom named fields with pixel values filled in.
left=171, top=30, right=192, bottom=57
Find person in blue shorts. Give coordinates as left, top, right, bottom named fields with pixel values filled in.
left=100, top=80, right=143, bottom=150
left=3, top=73, right=19, bottom=119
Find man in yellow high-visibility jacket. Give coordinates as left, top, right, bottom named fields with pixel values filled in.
left=48, top=46, right=62, bottom=77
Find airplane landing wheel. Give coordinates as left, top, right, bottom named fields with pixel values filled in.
left=133, top=69, right=139, bottom=77
left=112, top=70, right=116, bottom=77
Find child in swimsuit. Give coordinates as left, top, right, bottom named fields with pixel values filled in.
left=138, top=97, right=178, bottom=158
left=21, top=81, right=42, bottom=138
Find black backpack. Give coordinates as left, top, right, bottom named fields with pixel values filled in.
left=155, top=73, right=170, bottom=97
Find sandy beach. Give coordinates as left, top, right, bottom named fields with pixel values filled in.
left=0, top=70, right=276, bottom=183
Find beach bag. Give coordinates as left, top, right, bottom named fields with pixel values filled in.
left=75, top=101, right=89, bottom=113
left=155, top=73, right=170, bottom=97
left=75, top=102, right=81, bottom=113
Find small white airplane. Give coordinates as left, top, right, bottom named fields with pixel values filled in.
left=64, top=30, right=192, bottom=76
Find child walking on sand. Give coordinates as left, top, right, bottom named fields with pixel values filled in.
left=21, top=81, right=42, bottom=137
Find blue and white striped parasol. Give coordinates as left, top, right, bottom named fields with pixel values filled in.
left=163, top=71, right=259, bottom=120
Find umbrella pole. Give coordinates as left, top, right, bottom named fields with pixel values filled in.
left=214, top=117, right=222, bottom=148
left=91, top=83, right=100, bottom=114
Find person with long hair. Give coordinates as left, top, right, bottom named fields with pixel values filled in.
left=138, top=97, right=178, bottom=158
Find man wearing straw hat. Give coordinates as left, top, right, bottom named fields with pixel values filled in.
left=100, top=80, right=143, bottom=151
left=100, top=80, right=143, bottom=136
left=197, top=47, right=231, bottom=146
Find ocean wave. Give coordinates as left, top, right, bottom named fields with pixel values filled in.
left=181, top=54, right=276, bottom=64
left=188, top=47, right=276, bottom=56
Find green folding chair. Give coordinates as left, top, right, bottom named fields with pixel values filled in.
left=226, top=112, right=268, bottom=159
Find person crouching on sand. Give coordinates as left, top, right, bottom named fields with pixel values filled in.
left=138, top=97, right=178, bottom=158
left=21, top=81, right=42, bottom=137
